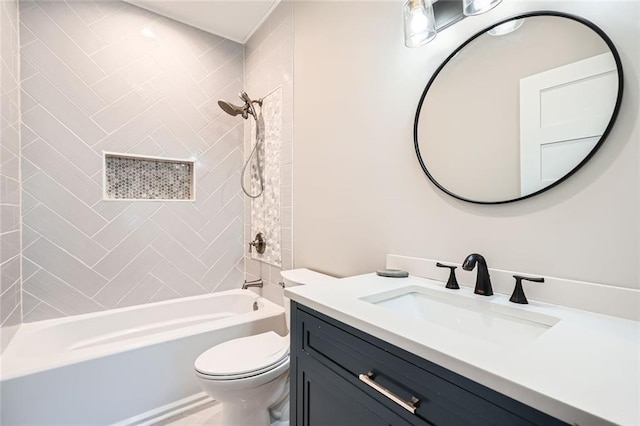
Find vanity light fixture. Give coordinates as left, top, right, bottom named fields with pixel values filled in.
left=463, top=0, right=503, bottom=16
left=403, top=0, right=437, bottom=48
left=404, top=0, right=504, bottom=48
left=487, top=18, right=525, bottom=36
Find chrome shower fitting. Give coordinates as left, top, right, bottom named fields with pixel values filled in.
left=242, top=278, right=264, bottom=290
left=217, top=91, right=265, bottom=198
left=248, top=232, right=266, bottom=254
left=217, top=91, right=263, bottom=120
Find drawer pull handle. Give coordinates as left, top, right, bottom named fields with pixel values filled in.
left=358, top=371, right=419, bottom=414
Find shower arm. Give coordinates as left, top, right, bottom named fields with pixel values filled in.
left=238, top=91, right=263, bottom=119
left=247, top=99, right=263, bottom=119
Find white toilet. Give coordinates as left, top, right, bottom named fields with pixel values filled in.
left=194, top=268, right=335, bottom=426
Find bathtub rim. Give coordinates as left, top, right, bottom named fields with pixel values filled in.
left=0, top=290, right=285, bottom=381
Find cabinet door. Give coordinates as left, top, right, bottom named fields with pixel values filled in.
left=296, top=355, right=415, bottom=426
left=291, top=302, right=567, bottom=426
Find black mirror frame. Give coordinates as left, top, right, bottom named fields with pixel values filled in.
left=413, top=11, right=624, bottom=205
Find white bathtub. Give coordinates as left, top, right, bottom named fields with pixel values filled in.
left=0, top=290, right=286, bottom=425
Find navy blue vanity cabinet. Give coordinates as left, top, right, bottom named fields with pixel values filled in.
left=296, top=354, right=413, bottom=426
left=290, top=302, right=567, bottom=426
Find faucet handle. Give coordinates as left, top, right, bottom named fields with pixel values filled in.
left=510, top=275, right=544, bottom=304
left=248, top=232, right=266, bottom=254
left=436, top=262, right=460, bottom=290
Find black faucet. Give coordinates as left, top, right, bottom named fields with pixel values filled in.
left=462, top=253, right=493, bottom=296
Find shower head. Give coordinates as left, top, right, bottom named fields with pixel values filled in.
left=217, top=91, right=260, bottom=120
left=217, top=99, right=249, bottom=119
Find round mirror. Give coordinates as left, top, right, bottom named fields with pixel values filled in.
left=414, top=12, right=623, bottom=204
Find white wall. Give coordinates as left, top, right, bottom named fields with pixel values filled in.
left=293, top=0, right=639, bottom=291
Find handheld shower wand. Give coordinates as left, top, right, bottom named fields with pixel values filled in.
left=217, top=91, right=265, bottom=198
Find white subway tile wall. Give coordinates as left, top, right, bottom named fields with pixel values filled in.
left=0, top=0, right=21, bottom=353
left=244, top=2, right=294, bottom=304
left=19, top=0, right=245, bottom=322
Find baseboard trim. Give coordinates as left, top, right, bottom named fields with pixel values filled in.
left=114, top=392, right=213, bottom=426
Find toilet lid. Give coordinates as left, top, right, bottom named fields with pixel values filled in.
left=195, top=332, right=289, bottom=379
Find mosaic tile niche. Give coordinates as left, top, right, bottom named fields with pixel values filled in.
left=250, top=87, right=282, bottom=266
left=104, top=154, right=194, bottom=200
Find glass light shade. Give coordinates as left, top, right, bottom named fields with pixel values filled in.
left=403, top=0, right=437, bottom=48
left=487, top=19, right=525, bottom=36
left=463, top=0, right=503, bottom=16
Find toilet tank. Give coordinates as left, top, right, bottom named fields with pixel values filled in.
left=281, top=269, right=336, bottom=328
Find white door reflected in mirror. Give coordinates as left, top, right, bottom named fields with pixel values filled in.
left=519, top=52, right=618, bottom=195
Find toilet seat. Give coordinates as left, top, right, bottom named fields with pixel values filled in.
left=195, top=331, right=289, bottom=380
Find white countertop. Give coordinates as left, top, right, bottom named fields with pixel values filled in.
left=285, top=273, right=640, bottom=426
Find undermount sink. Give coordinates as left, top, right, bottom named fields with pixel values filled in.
left=360, top=285, right=560, bottom=347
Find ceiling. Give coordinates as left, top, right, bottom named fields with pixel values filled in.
left=125, top=0, right=280, bottom=44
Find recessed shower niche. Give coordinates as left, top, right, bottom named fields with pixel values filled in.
left=103, top=153, right=195, bottom=201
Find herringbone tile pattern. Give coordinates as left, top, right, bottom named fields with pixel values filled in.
left=1, top=0, right=21, bottom=351
left=20, top=0, right=245, bottom=322
left=244, top=2, right=294, bottom=302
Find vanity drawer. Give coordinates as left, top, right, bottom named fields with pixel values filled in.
left=296, top=352, right=414, bottom=426
left=294, top=303, right=566, bottom=426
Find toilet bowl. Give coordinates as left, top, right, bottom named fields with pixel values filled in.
left=195, top=331, right=290, bottom=426
left=194, top=269, right=335, bottom=426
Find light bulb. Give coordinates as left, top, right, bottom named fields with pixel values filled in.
left=409, top=8, right=429, bottom=34
left=403, top=0, right=437, bottom=48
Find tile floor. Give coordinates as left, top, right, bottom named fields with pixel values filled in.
left=155, top=400, right=222, bottom=425
left=155, top=399, right=289, bottom=426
